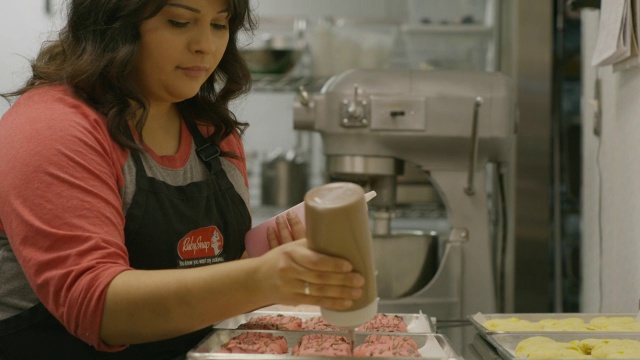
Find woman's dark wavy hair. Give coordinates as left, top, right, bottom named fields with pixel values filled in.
left=2, top=0, right=256, bottom=156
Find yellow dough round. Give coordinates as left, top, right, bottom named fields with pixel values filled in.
left=516, top=337, right=588, bottom=359
left=484, top=318, right=543, bottom=331
left=590, top=339, right=640, bottom=359
left=590, top=317, right=640, bottom=331
left=484, top=316, right=640, bottom=332
left=515, top=337, right=640, bottom=359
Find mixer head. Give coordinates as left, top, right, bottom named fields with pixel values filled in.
left=294, top=68, right=515, bottom=171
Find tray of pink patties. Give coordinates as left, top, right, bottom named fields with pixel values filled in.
left=188, top=306, right=458, bottom=359
left=213, top=307, right=436, bottom=334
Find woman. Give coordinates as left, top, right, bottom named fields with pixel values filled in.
left=0, top=0, right=364, bottom=359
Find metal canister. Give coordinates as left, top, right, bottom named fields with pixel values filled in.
left=260, top=149, right=309, bottom=207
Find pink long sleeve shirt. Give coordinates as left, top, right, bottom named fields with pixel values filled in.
left=0, top=85, right=249, bottom=351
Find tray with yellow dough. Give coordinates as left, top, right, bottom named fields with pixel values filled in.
left=486, top=333, right=640, bottom=359
left=469, top=313, right=640, bottom=340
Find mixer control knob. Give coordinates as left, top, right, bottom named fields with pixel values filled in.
left=341, top=84, right=369, bottom=128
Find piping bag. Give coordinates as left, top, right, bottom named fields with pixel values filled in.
left=304, top=182, right=379, bottom=352
left=244, top=189, right=376, bottom=258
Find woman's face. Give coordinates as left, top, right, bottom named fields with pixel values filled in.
left=133, top=0, right=230, bottom=106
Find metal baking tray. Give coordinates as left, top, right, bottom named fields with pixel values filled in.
left=216, top=310, right=435, bottom=333
left=485, top=333, right=640, bottom=360
left=469, top=313, right=640, bottom=339
left=187, top=329, right=461, bottom=359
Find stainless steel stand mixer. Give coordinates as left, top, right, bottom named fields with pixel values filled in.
left=293, top=69, right=517, bottom=347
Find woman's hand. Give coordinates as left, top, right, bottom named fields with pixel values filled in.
left=257, top=239, right=364, bottom=311
left=266, top=211, right=305, bottom=249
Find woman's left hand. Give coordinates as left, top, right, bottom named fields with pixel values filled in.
left=267, top=211, right=305, bottom=249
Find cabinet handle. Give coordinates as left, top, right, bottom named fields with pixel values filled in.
left=464, top=97, right=483, bottom=196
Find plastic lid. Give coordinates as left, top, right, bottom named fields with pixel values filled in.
left=305, top=182, right=364, bottom=209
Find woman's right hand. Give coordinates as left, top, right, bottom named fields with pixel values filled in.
left=256, top=239, right=365, bottom=310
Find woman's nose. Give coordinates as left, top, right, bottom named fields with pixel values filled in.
left=189, top=27, right=215, bottom=54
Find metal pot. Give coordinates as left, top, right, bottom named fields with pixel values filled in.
left=260, top=148, right=309, bottom=207
left=240, top=17, right=307, bottom=75
left=241, top=47, right=302, bottom=74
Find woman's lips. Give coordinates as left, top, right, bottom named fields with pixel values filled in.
left=179, top=66, right=208, bottom=78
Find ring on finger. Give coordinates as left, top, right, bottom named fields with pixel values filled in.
left=303, top=281, right=311, bottom=296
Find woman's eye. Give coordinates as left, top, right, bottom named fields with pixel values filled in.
left=169, top=20, right=189, bottom=28
left=211, top=23, right=228, bottom=30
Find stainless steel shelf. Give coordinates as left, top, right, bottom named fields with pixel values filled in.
left=249, top=74, right=331, bottom=93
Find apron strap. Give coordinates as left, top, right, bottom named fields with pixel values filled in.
left=183, top=119, right=221, bottom=169
left=123, top=119, right=222, bottom=174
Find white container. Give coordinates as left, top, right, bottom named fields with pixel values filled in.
left=407, top=0, right=491, bottom=26
left=401, top=23, right=495, bottom=71
left=309, top=18, right=398, bottom=77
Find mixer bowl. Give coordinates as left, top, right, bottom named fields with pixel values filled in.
left=372, top=230, right=439, bottom=299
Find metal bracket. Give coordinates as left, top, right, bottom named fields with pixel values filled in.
left=341, top=84, right=369, bottom=128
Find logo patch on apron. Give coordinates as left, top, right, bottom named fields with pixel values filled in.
left=177, top=226, right=224, bottom=267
